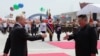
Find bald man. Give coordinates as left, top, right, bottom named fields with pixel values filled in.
left=3, top=16, right=47, bottom=56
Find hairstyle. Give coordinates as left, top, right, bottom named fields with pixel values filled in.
left=56, top=19, right=60, bottom=21
left=78, top=15, right=87, bottom=20
left=16, top=16, right=21, bottom=22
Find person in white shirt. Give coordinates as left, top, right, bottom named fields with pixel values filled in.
left=39, top=20, right=47, bottom=41
left=2, top=21, right=8, bottom=34
left=8, top=21, right=14, bottom=33
left=25, top=22, right=31, bottom=33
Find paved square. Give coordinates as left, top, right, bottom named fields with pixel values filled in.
left=0, top=32, right=100, bottom=56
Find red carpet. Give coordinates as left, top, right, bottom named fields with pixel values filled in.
left=0, top=53, right=69, bottom=56
left=48, top=41, right=100, bottom=49
left=28, top=53, right=69, bottom=56
left=48, top=42, right=75, bottom=49
left=97, top=40, right=100, bottom=49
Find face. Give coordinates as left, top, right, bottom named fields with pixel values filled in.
left=57, top=21, right=60, bottom=24
left=19, top=17, right=26, bottom=26
left=78, top=17, right=87, bottom=27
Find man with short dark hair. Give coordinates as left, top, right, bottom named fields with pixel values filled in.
left=64, top=15, right=98, bottom=56
left=3, top=16, right=47, bottom=56
left=55, top=19, right=62, bottom=41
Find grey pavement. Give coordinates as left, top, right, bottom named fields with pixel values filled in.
left=0, top=32, right=100, bottom=56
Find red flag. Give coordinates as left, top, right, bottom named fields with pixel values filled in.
left=89, top=14, right=93, bottom=23
left=43, top=19, right=48, bottom=23
left=47, top=10, right=54, bottom=35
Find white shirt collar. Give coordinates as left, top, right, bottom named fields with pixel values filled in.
left=16, top=22, right=23, bottom=28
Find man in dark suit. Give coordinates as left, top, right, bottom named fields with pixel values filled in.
left=55, top=19, right=62, bottom=41
left=31, top=20, right=37, bottom=36
left=64, top=15, right=98, bottom=56
left=3, top=16, right=47, bottom=56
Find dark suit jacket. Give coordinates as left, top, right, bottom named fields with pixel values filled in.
left=55, top=24, right=62, bottom=34
left=3, top=24, right=43, bottom=56
left=31, top=23, right=37, bottom=33
left=68, top=24, right=98, bottom=56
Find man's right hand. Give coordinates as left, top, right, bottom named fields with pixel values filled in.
left=3, top=53, right=7, bottom=56
left=63, top=33, right=69, bottom=40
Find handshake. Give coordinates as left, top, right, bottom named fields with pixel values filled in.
left=63, top=33, right=69, bottom=40
left=63, top=32, right=73, bottom=40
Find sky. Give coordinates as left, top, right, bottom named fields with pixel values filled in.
left=0, top=0, right=100, bottom=18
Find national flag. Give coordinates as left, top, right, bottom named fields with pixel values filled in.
left=46, top=9, right=54, bottom=35
left=89, top=13, right=93, bottom=23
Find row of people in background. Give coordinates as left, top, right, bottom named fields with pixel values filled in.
left=23, top=19, right=62, bottom=42
left=0, top=20, right=15, bottom=34
left=0, top=19, right=62, bottom=41
left=0, top=18, right=100, bottom=41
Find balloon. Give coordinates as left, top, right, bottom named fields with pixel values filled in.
left=13, top=4, right=19, bottom=10
left=40, top=7, right=45, bottom=12
left=22, top=11, right=26, bottom=14
left=10, top=7, right=14, bottom=11
left=18, top=3, right=24, bottom=8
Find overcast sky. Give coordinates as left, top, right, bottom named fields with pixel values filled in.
left=0, top=0, right=100, bottom=18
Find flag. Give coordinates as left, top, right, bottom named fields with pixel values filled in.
left=89, top=13, right=94, bottom=26
left=46, top=10, right=54, bottom=35
left=89, top=13, right=93, bottom=23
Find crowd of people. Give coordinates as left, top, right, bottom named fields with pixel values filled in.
left=0, top=17, right=63, bottom=41
left=0, top=16, right=100, bottom=41
left=1, top=14, right=100, bottom=56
